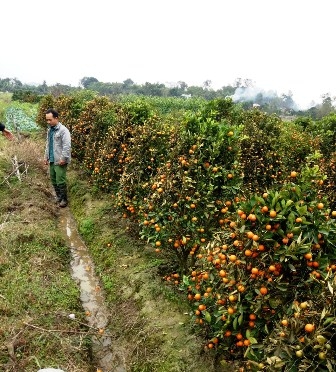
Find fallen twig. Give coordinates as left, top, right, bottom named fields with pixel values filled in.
left=1, top=161, right=28, bottom=185
left=22, top=321, right=108, bottom=336
left=0, top=213, right=11, bottom=230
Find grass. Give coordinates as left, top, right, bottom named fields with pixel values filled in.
left=0, top=135, right=93, bottom=371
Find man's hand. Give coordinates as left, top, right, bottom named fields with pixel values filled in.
left=2, top=129, right=14, bottom=140
left=59, top=160, right=66, bottom=165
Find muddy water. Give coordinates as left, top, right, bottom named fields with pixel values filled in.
left=58, top=209, right=126, bottom=372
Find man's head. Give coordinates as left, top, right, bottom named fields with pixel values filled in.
left=46, top=109, right=59, bottom=127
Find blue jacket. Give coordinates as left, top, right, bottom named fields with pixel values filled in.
left=44, top=122, right=71, bottom=164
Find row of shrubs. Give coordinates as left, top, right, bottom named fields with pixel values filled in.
left=36, top=93, right=336, bottom=370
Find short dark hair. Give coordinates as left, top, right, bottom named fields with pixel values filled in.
left=46, top=109, right=59, bottom=118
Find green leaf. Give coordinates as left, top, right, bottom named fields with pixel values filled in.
left=286, top=200, right=294, bottom=208
left=288, top=263, right=296, bottom=272
left=248, top=337, right=258, bottom=345
left=296, top=205, right=308, bottom=215
left=269, top=297, right=284, bottom=308
left=182, top=275, right=190, bottom=285
left=288, top=212, right=295, bottom=224
left=323, top=317, right=334, bottom=326
left=204, top=311, right=212, bottom=323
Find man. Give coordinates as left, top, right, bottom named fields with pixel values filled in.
left=44, top=109, right=71, bottom=207
left=0, top=122, right=14, bottom=140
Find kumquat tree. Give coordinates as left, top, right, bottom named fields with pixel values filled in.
left=37, top=92, right=336, bottom=371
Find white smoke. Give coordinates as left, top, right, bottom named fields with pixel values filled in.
left=231, top=86, right=277, bottom=103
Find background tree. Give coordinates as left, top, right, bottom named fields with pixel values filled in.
left=80, top=76, right=99, bottom=89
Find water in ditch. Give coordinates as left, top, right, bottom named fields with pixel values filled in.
left=58, top=208, right=126, bottom=372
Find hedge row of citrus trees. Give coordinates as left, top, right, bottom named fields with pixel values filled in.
left=37, top=93, right=336, bottom=371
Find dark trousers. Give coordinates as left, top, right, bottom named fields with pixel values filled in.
left=49, top=163, right=67, bottom=186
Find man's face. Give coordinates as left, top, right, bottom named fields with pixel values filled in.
left=46, top=113, right=58, bottom=126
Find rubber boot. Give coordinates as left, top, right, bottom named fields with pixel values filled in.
left=58, top=184, right=68, bottom=208
left=53, top=185, right=62, bottom=203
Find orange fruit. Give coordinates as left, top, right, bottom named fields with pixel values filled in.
left=260, top=287, right=268, bottom=295
left=281, top=319, right=289, bottom=327
left=261, top=206, right=269, bottom=213
left=237, top=285, right=245, bottom=293
left=252, top=234, right=259, bottom=241
left=227, top=307, right=236, bottom=314
left=299, top=302, right=308, bottom=309
left=194, top=293, right=201, bottom=301
left=219, top=270, right=226, bottom=277
left=269, top=210, right=277, bottom=218
left=295, top=350, right=303, bottom=358
left=246, top=231, right=254, bottom=239
left=317, top=203, right=324, bottom=209
left=243, top=339, right=251, bottom=346
left=290, top=171, right=297, bottom=178
left=229, top=255, right=237, bottom=262
left=304, top=324, right=315, bottom=333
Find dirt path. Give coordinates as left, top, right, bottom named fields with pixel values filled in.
left=58, top=209, right=125, bottom=372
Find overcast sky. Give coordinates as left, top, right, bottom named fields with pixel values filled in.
left=1, top=0, right=335, bottom=108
